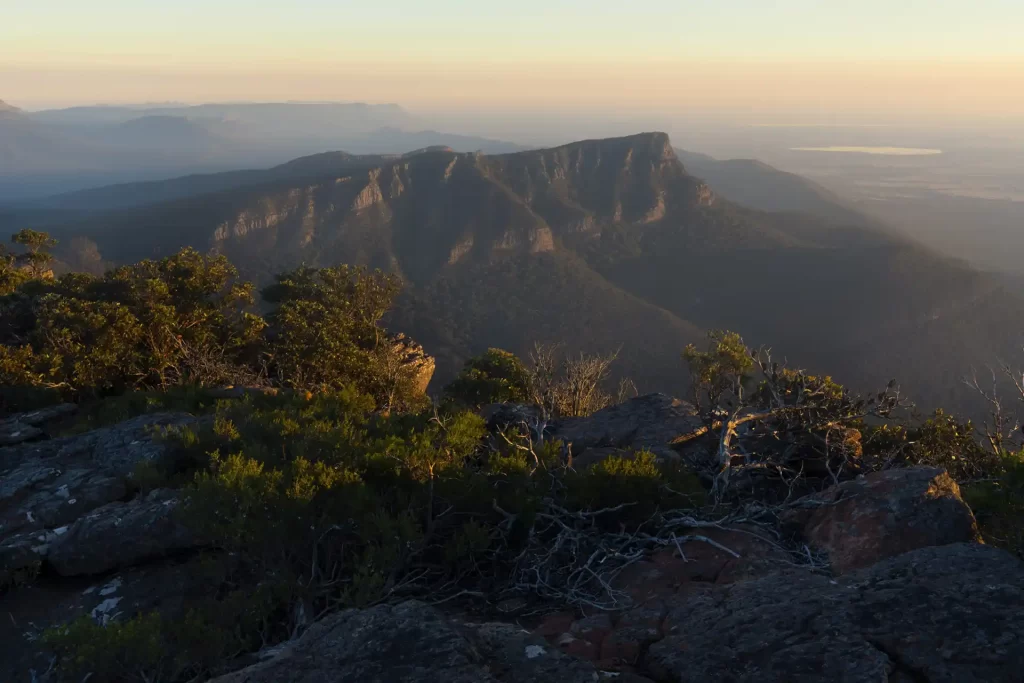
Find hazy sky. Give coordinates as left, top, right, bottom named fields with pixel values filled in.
left=4, top=0, right=1024, bottom=122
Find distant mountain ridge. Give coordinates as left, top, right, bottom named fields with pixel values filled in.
left=676, top=149, right=876, bottom=226
left=0, top=100, right=22, bottom=116
left=8, top=132, right=1023, bottom=414
left=0, top=100, right=526, bottom=201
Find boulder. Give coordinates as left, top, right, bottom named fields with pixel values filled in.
left=209, top=600, right=651, bottom=683
left=783, top=467, right=982, bottom=574
left=645, top=543, right=1024, bottom=683
left=47, top=489, right=199, bottom=576
left=550, top=393, right=703, bottom=463
left=0, top=527, right=49, bottom=586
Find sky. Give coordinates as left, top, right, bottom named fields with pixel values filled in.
left=3, top=0, right=1024, bottom=123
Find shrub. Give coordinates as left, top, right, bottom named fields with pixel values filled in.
left=0, top=246, right=263, bottom=399
left=963, top=449, right=1024, bottom=558
left=443, top=348, right=532, bottom=407
left=0, top=239, right=433, bottom=412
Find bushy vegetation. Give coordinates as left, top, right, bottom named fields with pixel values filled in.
left=442, top=347, right=533, bottom=407
left=1, top=233, right=1020, bottom=680
left=681, top=330, right=1024, bottom=557
left=443, top=344, right=623, bottom=418
left=0, top=233, right=425, bottom=413
left=38, top=388, right=701, bottom=681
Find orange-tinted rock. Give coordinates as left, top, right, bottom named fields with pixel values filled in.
left=570, top=613, right=613, bottom=645
left=614, top=561, right=675, bottom=604
left=614, top=526, right=789, bottom=604
left=556, top=632, right=599, bottom=660
left=783, top=467, right=982, bottom=574
left=601, top=625, right=663, bottom=664
left=535, top=611, right=576, bottom=639
left=616, top=603, right=667, bottom=631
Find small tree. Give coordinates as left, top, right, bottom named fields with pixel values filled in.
left=678, top=330, right=902, bottom=499
left=682, top=330, right=753, bottom=412
left=11, top=228, right=58, bottom=278
left=528, top=343, right=618, bottom=418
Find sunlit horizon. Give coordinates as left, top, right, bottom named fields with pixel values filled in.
left=4, top=0, right=1024, bottom=124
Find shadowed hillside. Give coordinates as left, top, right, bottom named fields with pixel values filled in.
left=10, top=132, right=1024, bottom=411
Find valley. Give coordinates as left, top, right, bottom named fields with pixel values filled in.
left=6, top=132, right=1021, bottom=416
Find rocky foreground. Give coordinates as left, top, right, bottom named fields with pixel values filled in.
left=2, top=395, right=1022, bottom=682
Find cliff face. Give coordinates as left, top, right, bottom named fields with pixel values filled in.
left=480, top=132, right=710, bottom=230
left=200, top=133, right=712, bottom=287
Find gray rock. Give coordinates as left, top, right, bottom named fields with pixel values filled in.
left=47, top=489, right=199, bottom=576
left=0, top=411, right=199, bottom=476
left=645, top=543, right=1024, bottom=683
left=0, top=423, right=43, bottom=447
left=551, top=393, right=702, bottom=463
left=0, top=466, right=127, bottom=538
left=0, top=412, right=196, bottom=554
left=783, top=467, right=982, bottom=574
left=0, top=403, right=77, bottom=446
left=209, top=600, right=650, bottom=683
left=473, top=621, right=653, bottom=683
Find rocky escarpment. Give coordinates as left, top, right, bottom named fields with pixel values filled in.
left=1, top=397, right=1021, bottom=682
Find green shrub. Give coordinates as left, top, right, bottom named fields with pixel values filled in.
left=443, top=348, right=532, bottom=407
left=963, top=449, right=1024, bottom=559
left=42, top=613, right=166, bottom=683
left=567, top=450, right=705, bottom=526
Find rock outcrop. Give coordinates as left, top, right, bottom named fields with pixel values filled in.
left=208, top=544, right=1024, bottom=683
left=389, top=333, right=436, bottom=395
left=47, top=488, right=198, bottom=576
left=2, top=403, right=1022, bottom=683
left=0, top=561, right=203, bottom=681
left=645, top=543, right=1024, bottom=682
left=209, top=600, right=652, bottom=683
left=0, top=403, right=77, bottom=446
left=783, top=467, right=982, bottom=574
left=1, top=411, right=198, bottom=586
left=550, top=393, right=703, bottom=465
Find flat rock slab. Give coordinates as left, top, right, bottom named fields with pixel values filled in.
left=0, top=412, right=199, bottom=477
left=0, top=403, right=77, bottom=446
left=645, top=543, right=1024, bottom=683
left=47, top=488, right=198, bottom=576
left=210, top=600, right=651, bottom=683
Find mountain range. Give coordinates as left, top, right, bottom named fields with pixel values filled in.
left=0, top=101, right=525, bottom=201
left=4, top=132, right=1022, bottom=414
